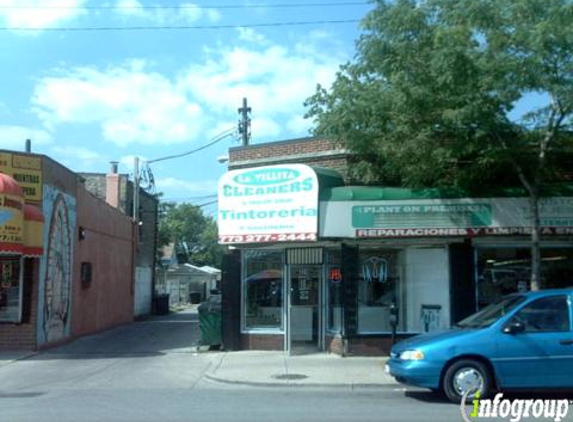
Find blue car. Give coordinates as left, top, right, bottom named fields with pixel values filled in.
left=386, top=289, right=573, bottom=402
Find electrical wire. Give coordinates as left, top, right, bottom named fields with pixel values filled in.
left=0, top=2, right=368, bottom=10
left=140, top=128, right=235, bottom=194
left=197, top=199, right=218, bottom=208
left=147, top=128, right=236, bottom=164
left=0, top=19, right=361, bottom=32
left=164, top=194, right=218, bottom=202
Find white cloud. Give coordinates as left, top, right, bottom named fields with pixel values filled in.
left=0, top=0, right=87, bottom=30
left=251, top=118, right=281, bottom=140
left=0, top=125, right=53, bottom=149
left=204, top=8, right=221, bottom=23
left=286, top=115, right=312, bottom=135
left=48, top=145, right=106, bottom=171
left=114, top=1, right=220, bottom=24
left=31, top=34, right=346, bottom=147
left=118, top=154, right=148, bottom=173
left=236, top=28, right=268, bottom=45
left=32, top=60, right=205, bottom=146
left=179, top=42, right=343, bottom=141
left=155, top=176, right=218, bottom=196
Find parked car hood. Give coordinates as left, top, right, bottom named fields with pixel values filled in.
left=392, top=328, right=480, bottom=352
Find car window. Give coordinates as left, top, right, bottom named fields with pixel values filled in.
left=511, top=296, right=571, bottom=332
left=456, top=295, right=526, bottom=329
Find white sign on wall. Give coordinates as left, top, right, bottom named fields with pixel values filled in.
left=320, top=197, right=573, bottom=238
left=218, top=164, right=319, bottom=244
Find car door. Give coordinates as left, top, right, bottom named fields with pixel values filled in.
left=494, top=294, right=573, bottom=389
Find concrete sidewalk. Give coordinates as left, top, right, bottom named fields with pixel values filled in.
left=205, top=351, right=398, bottom=389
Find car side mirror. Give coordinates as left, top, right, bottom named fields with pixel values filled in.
left=503, top=321, right=525, bottom=334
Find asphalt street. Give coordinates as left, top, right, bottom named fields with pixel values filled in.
left=1, top=309, right=571, bottom=422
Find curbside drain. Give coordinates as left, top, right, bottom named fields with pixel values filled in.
left=272, top=373, right=308, bottom=380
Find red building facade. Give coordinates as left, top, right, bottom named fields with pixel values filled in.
left=0, top=149, right=135, bottom=350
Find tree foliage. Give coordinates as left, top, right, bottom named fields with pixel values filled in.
left=306, top=0, right=573, bottom=288
left=307, top=0, right=572, bottom=187
left=157, top=202, right=223, bottom=268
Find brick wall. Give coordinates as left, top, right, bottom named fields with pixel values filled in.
left=240, top=333, right=284, bottom=351
left=72, top=187, right=135, bottom=338
left=80, top=173, right=157, bottom=269
left=230, top=137, right=344, bottom=161
left=228, top=137, right=351, bottom=181
left=346, top=335, right=415, bottom=356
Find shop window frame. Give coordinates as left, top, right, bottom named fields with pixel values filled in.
left=0, top=256, right=24, bottom=323
left=240, top=249, right=285, bottom=334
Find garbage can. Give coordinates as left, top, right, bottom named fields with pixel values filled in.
left=189, top=292, right=201, bottom=304
left=198, top=302, right=221, bottom=347
left=154, top=294, right=170, bottom=316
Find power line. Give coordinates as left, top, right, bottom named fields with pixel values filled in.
left=0, top=2, right=368, bottom=10
left=162, top=194, right=218, bottom=202
left=147, top=128, right=235, bottom=164
left=159, top=198, right=217, bottom=208
left=197, top=199, right=218, bottom=208
left=0, top=19, right=360, bottom=32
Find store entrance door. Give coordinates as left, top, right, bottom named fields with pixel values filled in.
left=287, top=265, right=321, bottom=355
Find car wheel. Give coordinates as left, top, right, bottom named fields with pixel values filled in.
left=443, top=359, right=491, bottom=403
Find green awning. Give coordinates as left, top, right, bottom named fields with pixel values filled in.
left=320, top=184, right=573, bottom=201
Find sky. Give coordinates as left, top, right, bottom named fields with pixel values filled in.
left=0, top=0, right=374, bottom=216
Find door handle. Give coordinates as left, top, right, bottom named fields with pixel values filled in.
left=559, top=339, right=573, bottom=345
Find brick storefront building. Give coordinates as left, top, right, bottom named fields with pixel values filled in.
left=218, top=137, right=573, bottom=356
left=0, top=149, right=137, bottom=350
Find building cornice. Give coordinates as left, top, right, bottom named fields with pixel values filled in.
left=229, top=149, right=349, bottom=169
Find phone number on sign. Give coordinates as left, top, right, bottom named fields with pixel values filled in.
left=219, top=233, right=317, bottom=243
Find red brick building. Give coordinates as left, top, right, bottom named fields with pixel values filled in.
left=0, top=149, right=136, bottom=350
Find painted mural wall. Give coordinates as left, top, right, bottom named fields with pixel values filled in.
left=37, top=185, right=76, bottom=347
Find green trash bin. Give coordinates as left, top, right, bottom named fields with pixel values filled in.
left=198, top=303, right=221, bottom=346
left=154, top=294, right=170, bottom=316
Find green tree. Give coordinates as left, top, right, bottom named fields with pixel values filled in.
left=306, top=0, right=573, bottom=290
left=157, top=202, right=223, bottom=268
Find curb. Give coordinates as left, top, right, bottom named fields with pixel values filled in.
left=0, top=351, right=38, bottom=369
left=204, top=373, right=400, bottom=390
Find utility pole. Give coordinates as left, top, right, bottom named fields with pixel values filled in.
left=133, top=156, right=140, bottom=224
left=238, top=97, right=251, bottom=146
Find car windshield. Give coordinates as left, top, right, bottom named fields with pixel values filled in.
left=456, top=295, right=526, bottom=329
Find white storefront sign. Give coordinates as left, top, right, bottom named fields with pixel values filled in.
left=218, top=164, right=319, bottom=244
left=320, top=197, right=573, bottom=238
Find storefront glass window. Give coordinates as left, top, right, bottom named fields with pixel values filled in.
left=243, top=250, right=283, bottom=330
left=0, top=257, right=21, bottom=322
left=326, top=250, right=342, bottom=333
left=476, top=247, right=573, bottom=309
left=357, top=247, right=451, bottom=334
left=357, top=250, right=400, bottom=333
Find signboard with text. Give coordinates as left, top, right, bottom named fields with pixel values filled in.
left=320, top=197, right=573, bottom=238
left=218, top=164, right=319, bottom=244
left=0, top=152, right=42, bottom=202
left=0, top=191, right=23, bottom=248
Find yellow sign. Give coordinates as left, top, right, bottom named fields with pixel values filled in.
left=0, top=192, right=24, bottom=249
left=0, top=152, right=42, bottom=202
